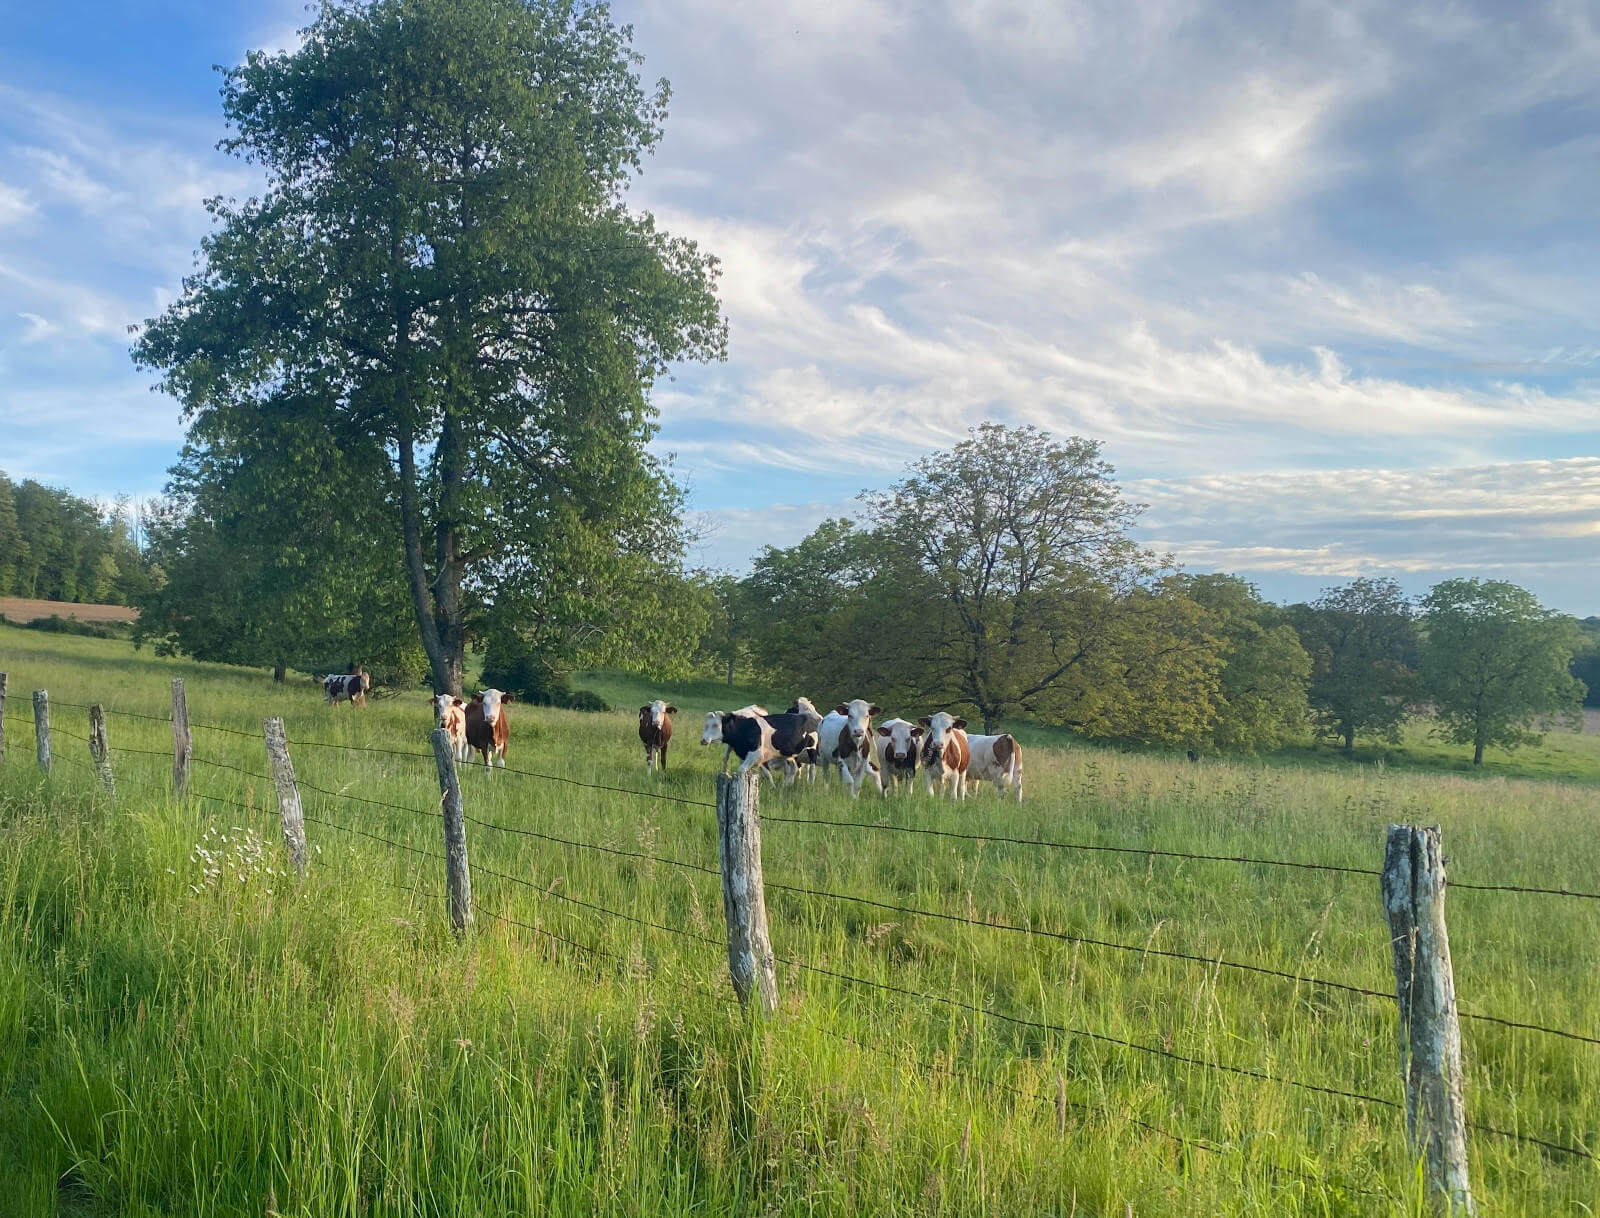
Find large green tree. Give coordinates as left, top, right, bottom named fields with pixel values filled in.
left=1419, top=578, right=1585, bottom=765
left=133, top=0, right=725, bottom=695
left=1289, top=577, right=1417, bottom=754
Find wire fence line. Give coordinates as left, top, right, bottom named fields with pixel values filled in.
left=7, top=680, right=1600, bottom=1197
left=16, top=698, right=1600, bottom=902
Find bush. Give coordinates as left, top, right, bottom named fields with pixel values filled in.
left=23, top=615, right=131, bottom=640
left=567, top=690, right=611, bottom=713
left=479, top=641, right=573, bottom=707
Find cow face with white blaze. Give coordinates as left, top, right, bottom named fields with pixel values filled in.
left=638, top=700, right=677, bottom=772
left=464, top=688, right=513, bottom=767
left=428, top=693, right=470, bottom=763
left=874, top=718, right=923, bottom=794
left=918, top=711, right=971, bottom=799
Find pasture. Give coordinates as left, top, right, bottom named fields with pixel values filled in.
left=2, top=625, right=1598, bottom=1215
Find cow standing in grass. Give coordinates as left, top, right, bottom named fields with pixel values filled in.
left=429, top=694, right=469, bottom=763
left=874, top=718, right=922, bottom=795
left=321, top=665, right=371, bottom=708
left=919, top=711, right=971, bottom=798
left=965, top=732, right=1023, bottom=802
left=465, top=689, right=513, bottom=767
left=639, top=700, right=677, bottom=771
left=816, top=699, right=885, bottom=798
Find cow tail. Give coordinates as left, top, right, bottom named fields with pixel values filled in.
left=1009, top=738, right=1023, bottom=803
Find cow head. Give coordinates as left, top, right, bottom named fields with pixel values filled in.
left=640, top=700, right=677, bottom=729
left=834, top=698, right=881, bottom=753
left=918, top=712, right=967, bottom=766
left=701, top=710, right=726, bottom=746
left=477, top=688, right=511, bottom=725
left=788, top=696, right=821, bottom=720
left=428, top=693, right=462, bottom=724
left=876, top=718, right=923, bottom=767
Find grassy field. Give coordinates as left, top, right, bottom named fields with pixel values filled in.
left=4, top=625, right=1599, bottom=1215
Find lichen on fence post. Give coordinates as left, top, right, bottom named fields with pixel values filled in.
left=89, top=704, right=115, bottom=796
left=263, top=717, right=307, bottom=876
left=171, top=678, right=192, bottom=798
left=715, top=769, right=778, bottom=1012
left=33, top=689, right=50, bottom=774
left=431, top=727, right=473, bottom=933
left=1382, top=824, right=1474, bottom=1215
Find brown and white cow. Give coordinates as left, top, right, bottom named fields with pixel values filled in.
left=918, top=711, right=971, bottom=798
left=464, top=688, right=513, bottom=767
left=428, top=693, right=469, bottom=763
left=817, top=698, right=885, bottom=798
left=965, top=732, right=1023, bottom=802
left=874, top=717, right=923, bottom=794
left=321, top=666, right=371, bottom=708
left=638, top=700, right=677, bottom=771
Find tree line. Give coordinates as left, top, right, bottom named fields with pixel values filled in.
left=0, top=470, right=151, bottom=607
left=695, top=426, right=1588, bottom=766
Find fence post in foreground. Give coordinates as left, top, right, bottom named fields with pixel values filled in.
left=431, top=727, right=472, bottom=933
left=33, top=690, right=50, bottom=774
left=88, top=704, right=115, bottom=796
left=0, top=671, right=8, bottom=761
left=1383, top=825, right=1474, bottom=1215
left=263, top=718, right=308, bottom=876
left=171, top=678, right=192, bottom=798
left=715, top=770, right=778, bottom=1012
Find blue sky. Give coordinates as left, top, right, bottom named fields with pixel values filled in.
left=2, top=1, right=1597, bottom=612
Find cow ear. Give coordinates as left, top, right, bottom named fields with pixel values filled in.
left=640, top=705, right=651, bottom=715
left=911, top=727, right=924, bottom=738
left=665, top=705, right=677, bottom=715
left=502, top=693, right=515, bottom=702
left=917, top=716, right=931, bottom=727
left=868, top=704, right=882, bottom=716
left=877, top=725, right=892, bottom=736
left=834, top=703, right=849, bottom=716
left=953, top=717, right=967, bottom=730
left=453, top=698, right=464, bottom=708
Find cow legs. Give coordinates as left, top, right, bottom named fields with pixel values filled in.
left=660, top=741, right=668, bottom=772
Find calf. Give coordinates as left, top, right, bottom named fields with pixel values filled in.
left=428, top=693, right=469, bottom=763
left=464, top=688, right=513, bottom=767
left=638, top=700, right=677, bottom=771
left=918, top=711, right=971, bottom=798
left=965, top=732, right=1023, bottom=802
left=817, top=698, right=885, bottom=798
left=708, top=706, right=823, bottom=777
left=701, top=705, right=768, bottom=775
left=874, top=717, right=923, bottom=794
left=321, top=666, right=371, bottom=708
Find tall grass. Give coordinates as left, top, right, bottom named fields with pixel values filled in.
left=2, top=626, right=1597, bottom=1215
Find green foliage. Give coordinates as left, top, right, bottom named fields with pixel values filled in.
left=479, top=638, right=572, bottom=706
left=0, top=469, right=150, bottom=605
left=1572, top=617, right=1600, bottom=708
left=132, top=0, right=726, bottom=695
left=1288, top=578, right=1417, bottom=752
left=1174, top=574, right=1312, bottom=752
left=566, top=689, right=611, bottom=713
left=1420, top=578, right=1585, bottom=765
left=22, top=614, right=132, bottom=640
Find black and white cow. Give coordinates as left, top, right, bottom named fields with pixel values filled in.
left=321, top=666, right=371, bottom=708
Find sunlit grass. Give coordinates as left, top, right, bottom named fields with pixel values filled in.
left=2, top=625, right=1597, bottom=1215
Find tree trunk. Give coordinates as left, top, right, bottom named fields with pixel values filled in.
left=1343, top=727, right=1355, bottom=755
left=273, top=659, right=287, bottom=684
left=726, top=653, right=735, bottom=687
left=1472, top=739, right=1484, bottom=767
left=398, top=426, right=464, bottom=696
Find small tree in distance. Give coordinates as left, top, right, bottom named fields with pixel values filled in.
left=1289, top=577, right=1417, bottom=754
left=1419, top=578, right=1585, bottom=765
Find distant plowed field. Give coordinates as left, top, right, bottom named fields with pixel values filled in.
left=0, top=597, right=138, bottom=624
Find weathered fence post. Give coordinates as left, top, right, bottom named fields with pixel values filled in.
left=715, top=770, right=778, bottom=1012
left=0, top=671, right=8, bottom=761
left=171, top=678, right=192, bottom=798
left=1383, top=825, right=1474, bottom=1215
left=263, top=718, right=308, bottom=876
left=431, top=727, right=472, bottom=932
left=33, top=689, right=50, bottom=774
left=88, top=704, right=115, bottom=796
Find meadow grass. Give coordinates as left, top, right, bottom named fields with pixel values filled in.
left=3, top=625, right=1598, bottom=1215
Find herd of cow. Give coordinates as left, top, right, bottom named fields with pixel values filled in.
left=322, top=669, right=1022, bottom=801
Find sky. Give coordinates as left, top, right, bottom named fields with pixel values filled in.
left=1, top=1, right=1597, bottom=613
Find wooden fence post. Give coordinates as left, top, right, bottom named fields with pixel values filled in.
left=0, top=671, right=8, bottom=761
left=1383, top=825, right=1474, bottom=1215
left=715, top=770, right=778, bottom=1012
left=33, top=690, right=50, bottom=774
left=431, top=727, right=472, bottom=932
left=171, top=679, right=192, bottom=798
left=88, top=704, right=115, bottom=796
left=263, top=718, right=308, bottom=876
